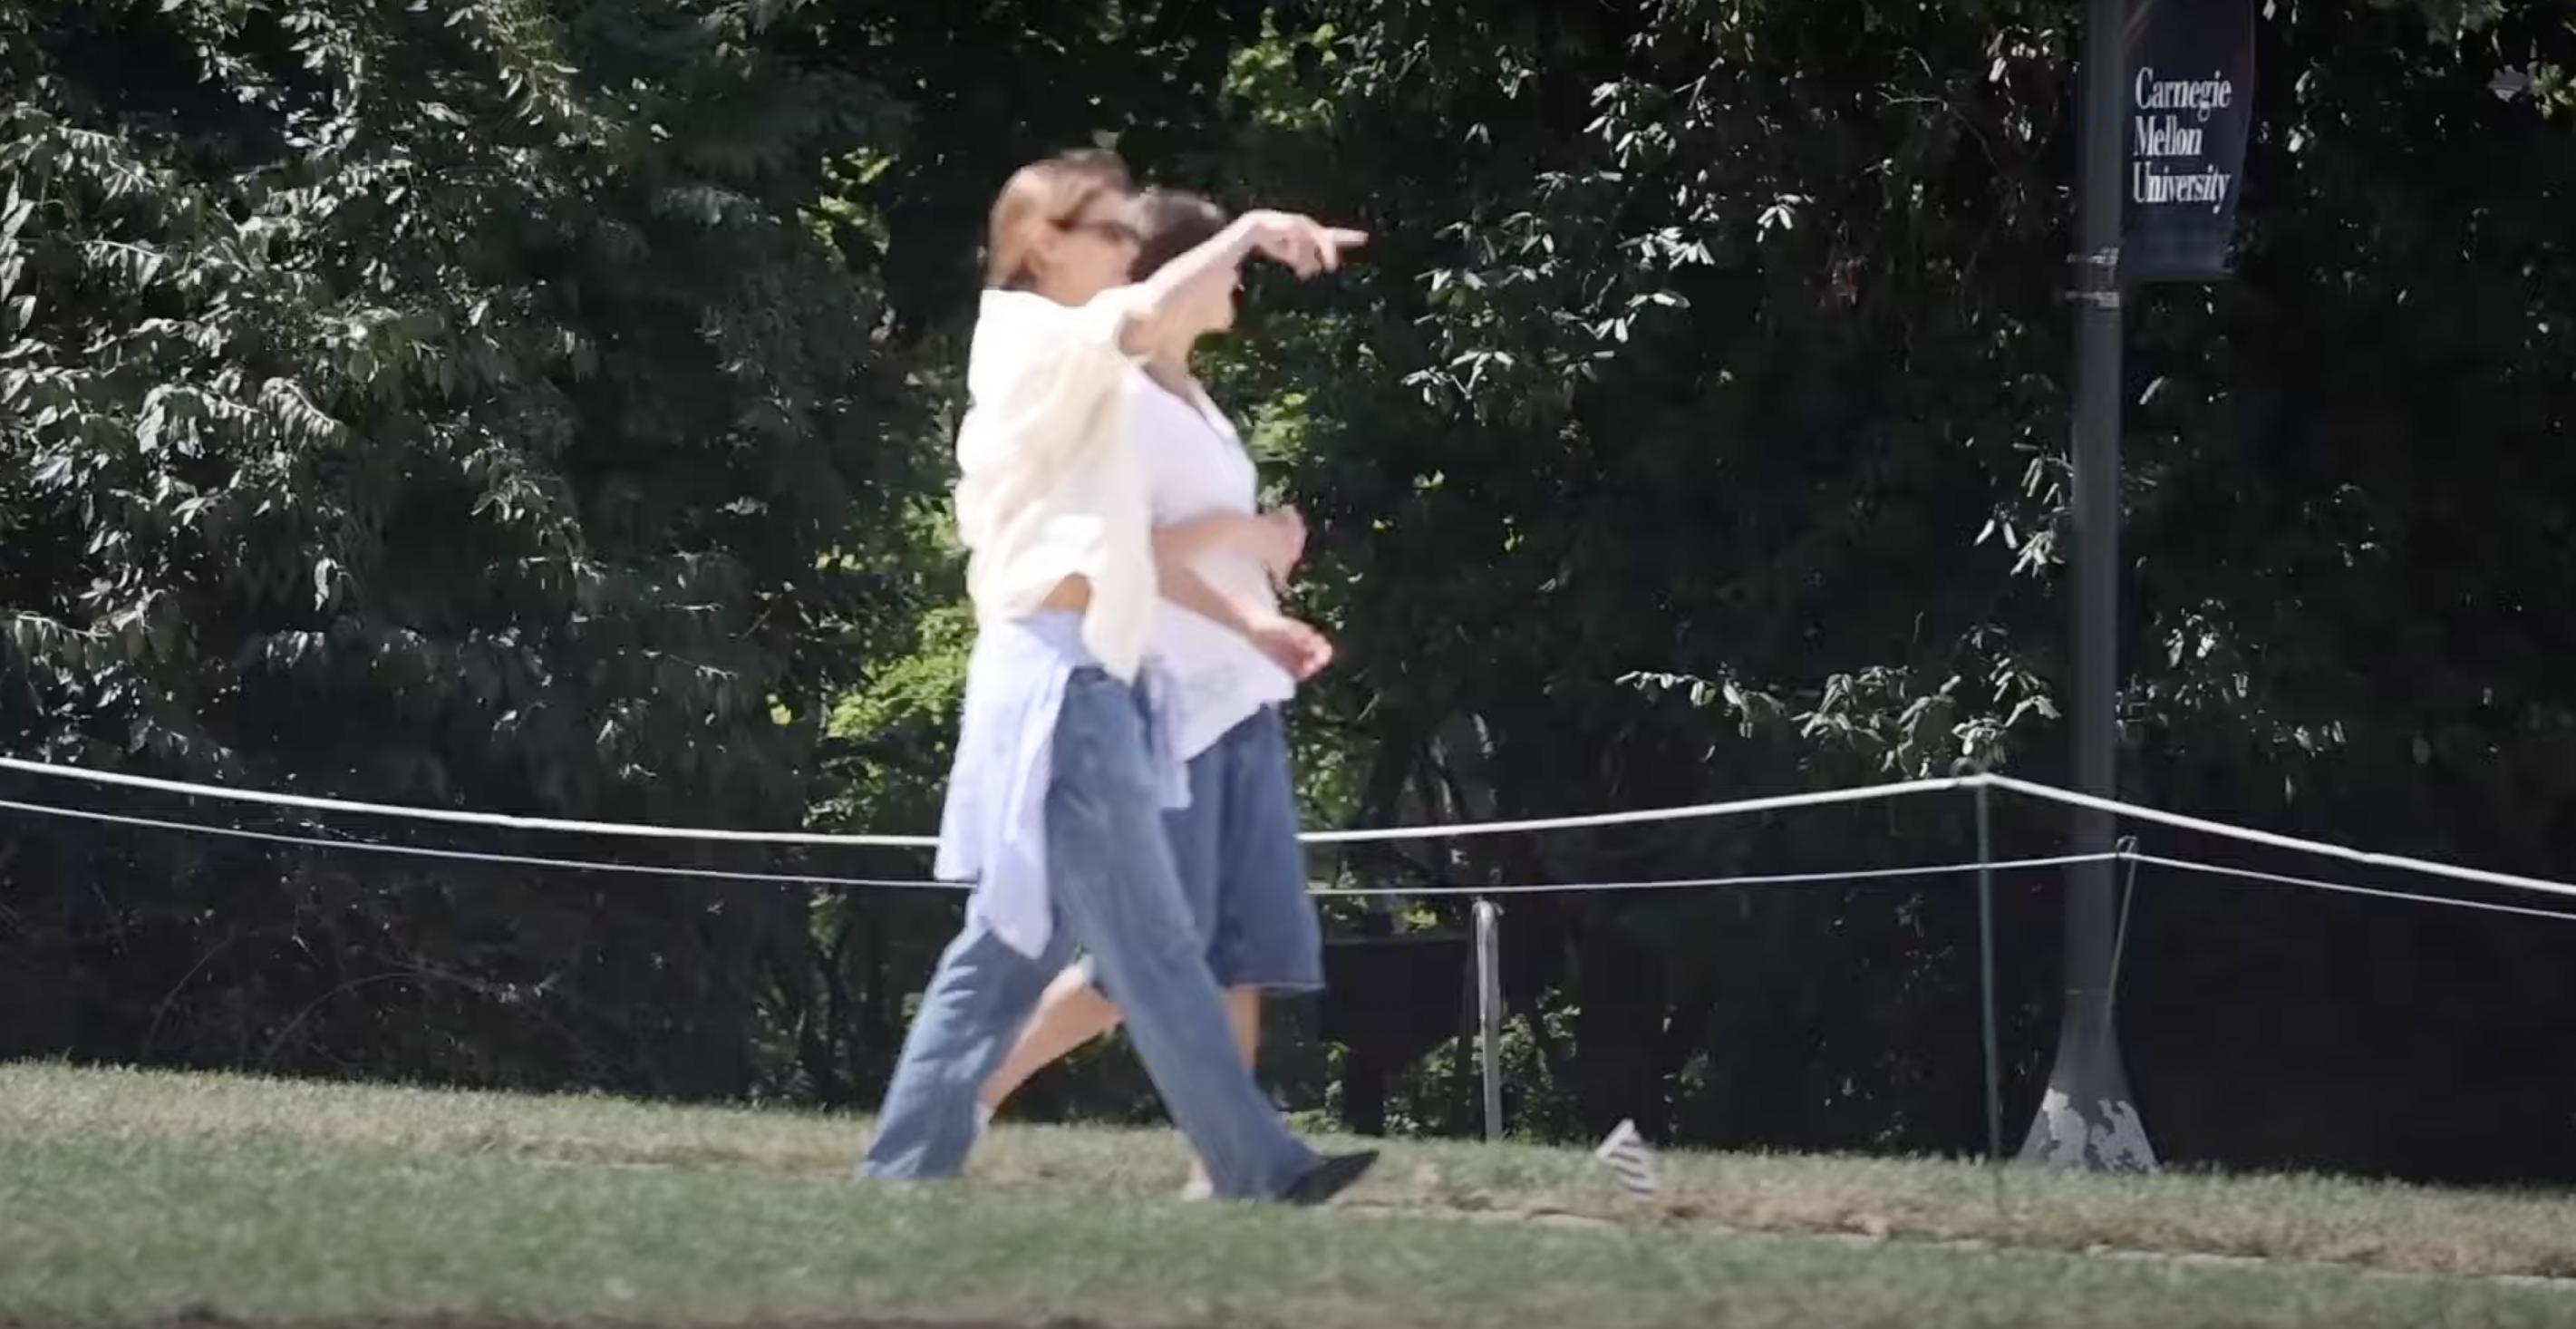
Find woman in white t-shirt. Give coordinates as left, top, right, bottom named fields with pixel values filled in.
left=977, top=190, right=1335, bottom=1194
left=859, top=154, right=1374, bottom=1206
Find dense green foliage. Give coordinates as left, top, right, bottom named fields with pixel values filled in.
left=5, top=0, right=2573, bottom=1183
left=0, top=0, right=927, bottom=1094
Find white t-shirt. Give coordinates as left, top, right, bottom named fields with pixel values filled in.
left=1132, top=371, right=1296, bottom=761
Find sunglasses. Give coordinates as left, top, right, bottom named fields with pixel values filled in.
left=1055, top=216, right=1142, bottom=246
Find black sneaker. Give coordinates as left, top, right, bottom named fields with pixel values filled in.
left=1281, top=1150, right=1380, bottom=1207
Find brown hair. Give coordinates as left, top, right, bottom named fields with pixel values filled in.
left=983, top=150, right=1133, bottom=290
left=1128, top=188, right=1231, bottom=280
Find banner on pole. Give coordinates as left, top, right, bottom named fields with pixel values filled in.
left=2122, top=0, right=2254, bottom=281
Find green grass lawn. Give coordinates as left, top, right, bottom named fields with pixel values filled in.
left=4, top=1063, right=2573, bottom=1327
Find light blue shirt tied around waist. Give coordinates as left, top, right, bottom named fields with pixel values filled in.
left=935, top=609, right=1189, bottom=960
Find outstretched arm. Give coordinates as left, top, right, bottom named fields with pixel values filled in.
left=1109, top=212, right=1366, bottom=355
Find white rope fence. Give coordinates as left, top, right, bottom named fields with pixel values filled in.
left=0, top=756, right=1975, bottom=850
left=0, top=798, right=954, bottom=892
left=0, top=756, right=942, bottom=849
left=2126, top=852, right=2576, bottom=926
left=1981, top=773, right=2576, bottom=905
left=1310, top=852, right=2120, bottom=896
left=3, top=754, right=2573, bottom=917
left=0, top=791, right=2108, bottom=897
left=1299, top=775, right=1973, bottom=844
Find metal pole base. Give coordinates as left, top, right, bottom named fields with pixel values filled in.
left=2017, top=995, right=2155, bottom=1171
left=1473, top=898, right=1504, bottom=1142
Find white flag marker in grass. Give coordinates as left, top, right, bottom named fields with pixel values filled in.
left=1593, top=1119, right=1657, bottom=1198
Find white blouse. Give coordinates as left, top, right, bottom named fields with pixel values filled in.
left=1133, top=373, right=1296, bottom=760
left=953, top=287, right=1157, bottom=681
left=936, top=287, right=1185, bottom=959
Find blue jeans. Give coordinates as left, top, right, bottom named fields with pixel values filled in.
left=860, top=668, right=1319, bottom=1199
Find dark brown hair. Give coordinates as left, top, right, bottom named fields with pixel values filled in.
left=983, top=150, right=1132, bottom=290
left=1128, top=188, right=1230, bottom=280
